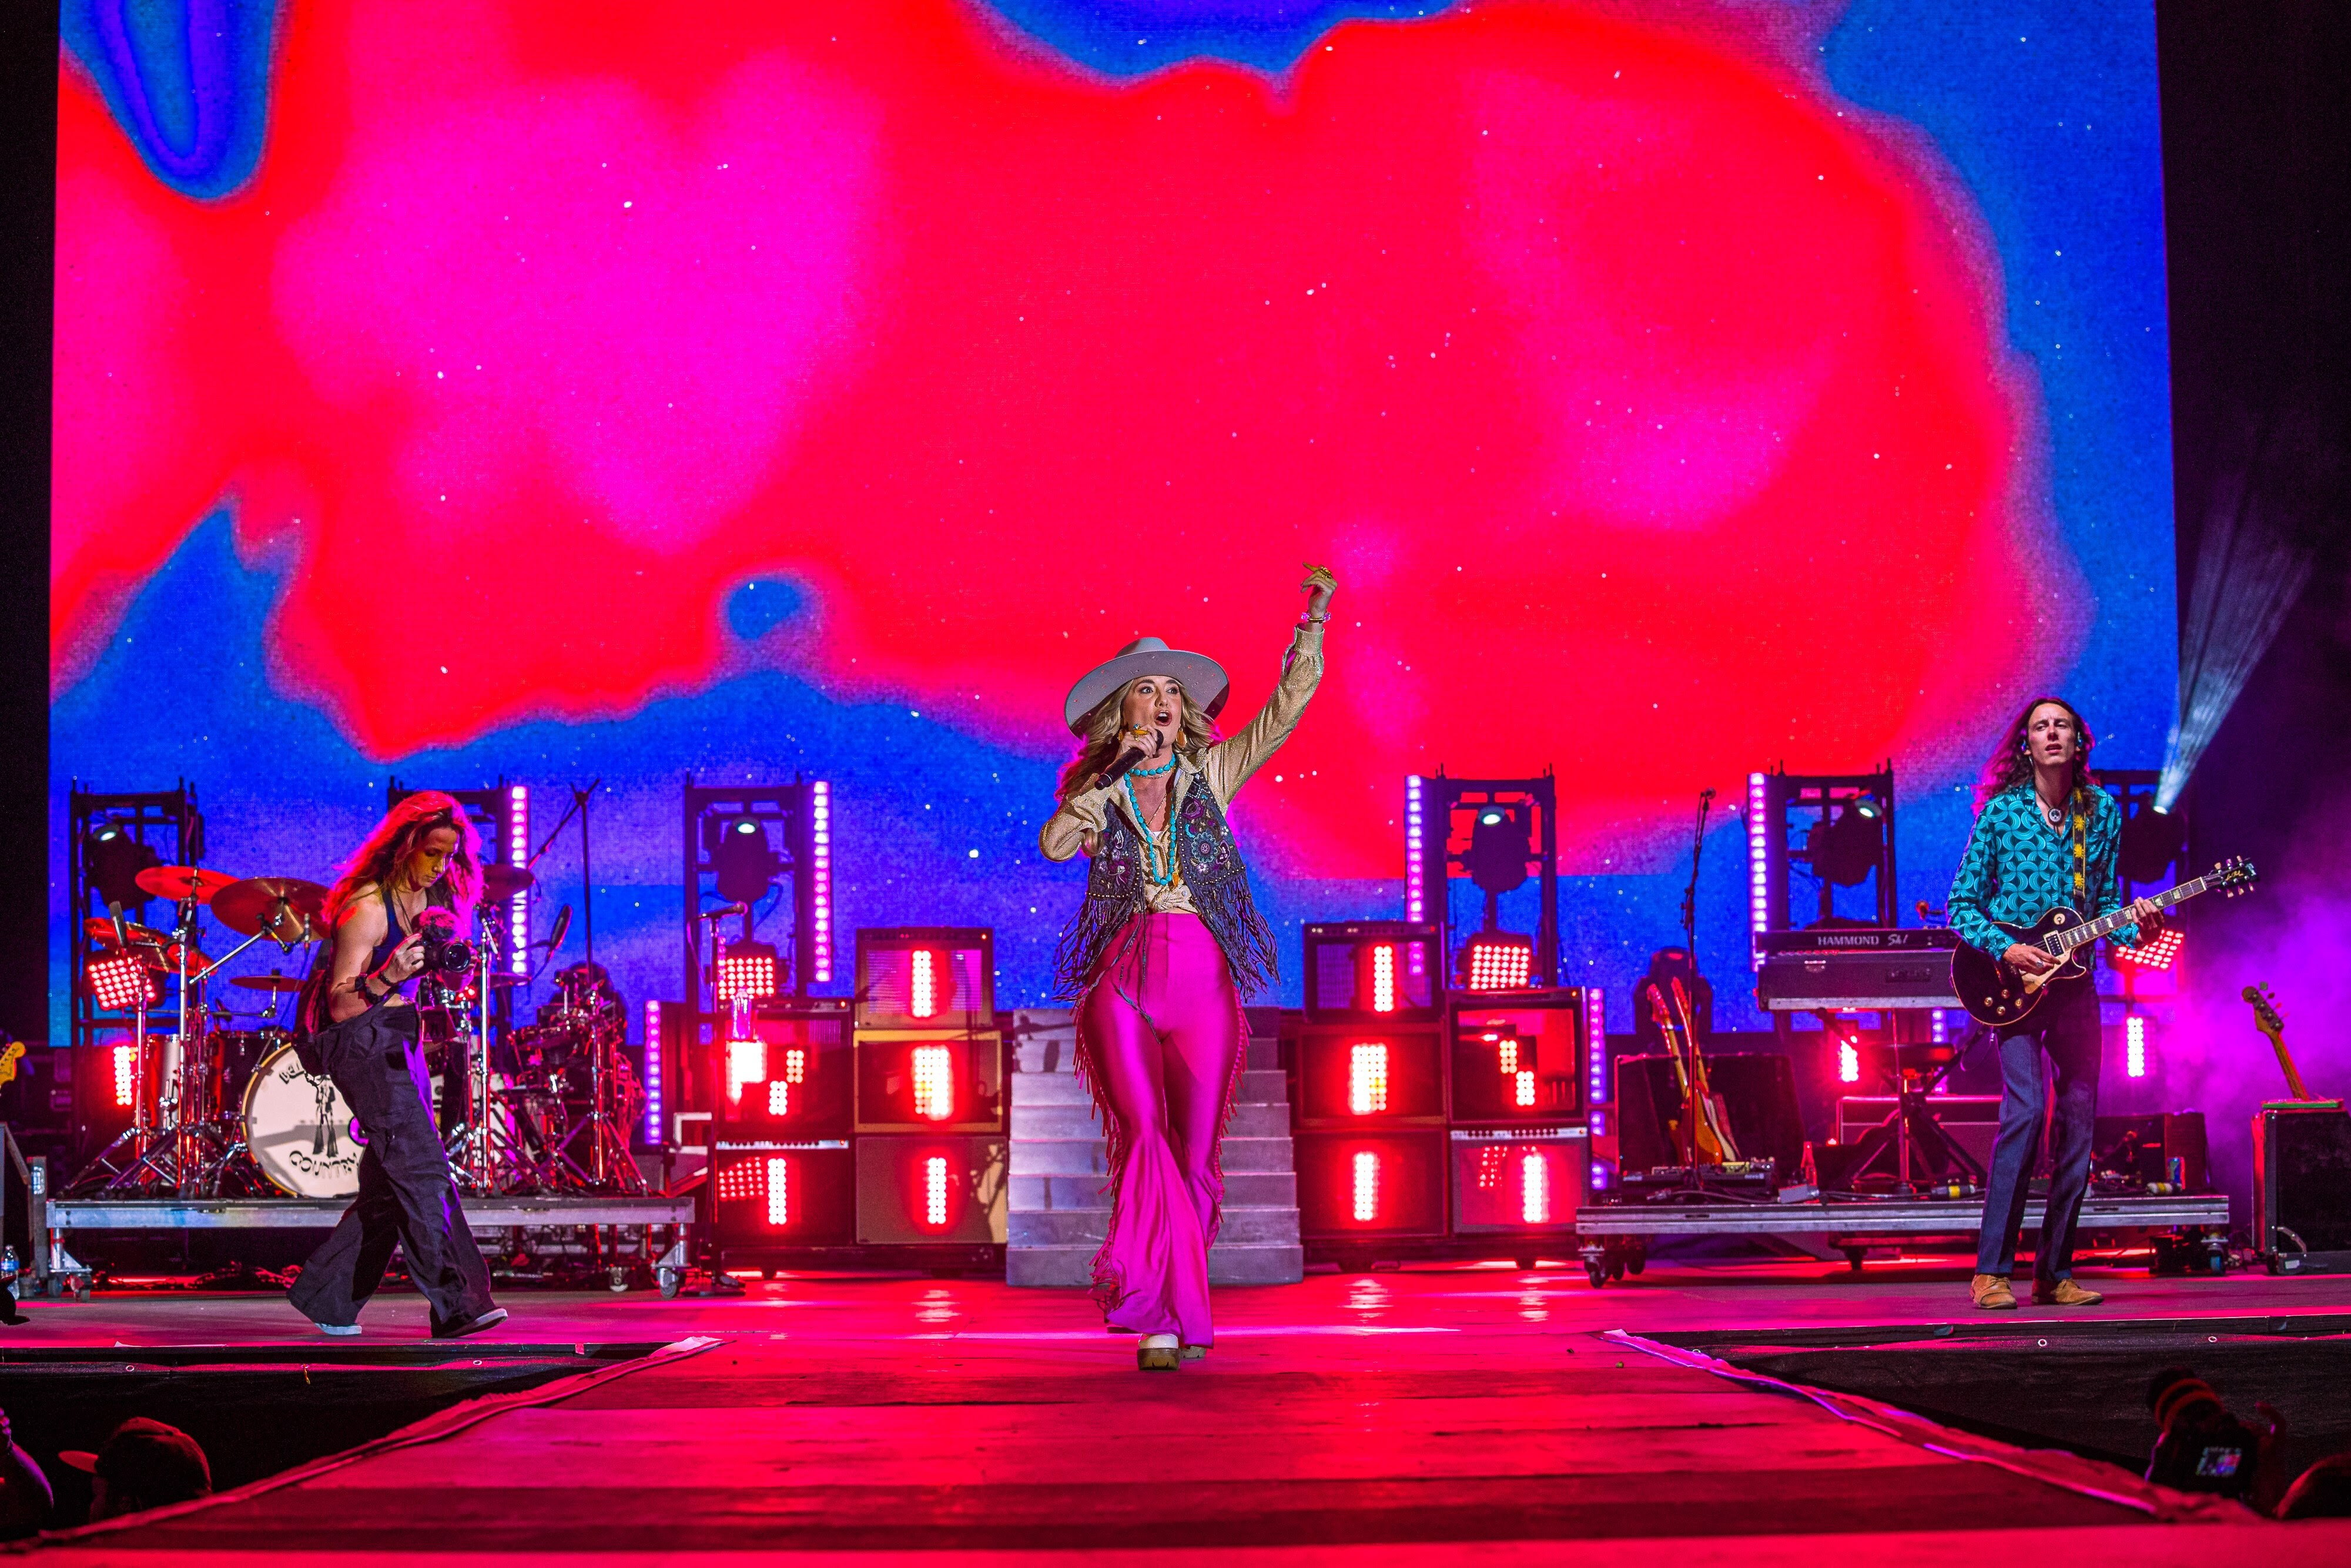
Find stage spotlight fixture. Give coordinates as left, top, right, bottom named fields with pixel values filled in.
left=710, top=816, right=784, bottom=904
left=725, top=1036, right=766, bottom=1103
left=715, top=940, right=781, bottom=1003
left=2126, top=1016, right=2149, bottom=1079
left=85, top=825, right=162, bottom=910
left=1465, top=805, right=1531, bottom=897
left=86, top=953, right=156, bottom=1011
left=112, top=1041, right=138, bottom=1107
left=2119, top=799, right=2188, bottom=885
left=1461, top=930, right=1535, bottom=991
left=1807, top=802, right=1883, bottom=887
left=911, top=1044, right=957, bottom=1121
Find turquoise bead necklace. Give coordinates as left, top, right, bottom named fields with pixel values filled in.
left=1121, top=762, right=1180, bottom=887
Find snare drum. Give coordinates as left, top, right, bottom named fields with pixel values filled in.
left=242, top=1041, right=365, bottom=1198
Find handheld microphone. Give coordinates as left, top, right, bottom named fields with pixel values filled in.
left=1093, top=746, right=1150, bottom=790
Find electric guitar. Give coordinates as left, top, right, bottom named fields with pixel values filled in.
left=0, top=1038, right=22, bottom=1090
left=1950, top=856, right=2258, bottom=1026
left=2243, top=984, right=2337, bottom=1108
left=1647, top=978, right=1739, bottom=1165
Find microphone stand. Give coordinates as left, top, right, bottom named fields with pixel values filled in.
left=1679, top=788, right=1714, bottom=960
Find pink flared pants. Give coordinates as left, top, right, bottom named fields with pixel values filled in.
left=1076, top=912, right=1245, bottom=1345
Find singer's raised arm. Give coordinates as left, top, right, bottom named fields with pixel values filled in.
left=1199, top=618, right=1325, bottom=807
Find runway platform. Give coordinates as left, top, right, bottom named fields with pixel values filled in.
left=9, top=1259, right=2349, bottom=1561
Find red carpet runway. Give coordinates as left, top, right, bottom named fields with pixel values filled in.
left=11, top=1259, right=2349, bottom=1561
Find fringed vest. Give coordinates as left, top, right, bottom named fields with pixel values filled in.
left=1052, top=777, right=1280, bottom=1000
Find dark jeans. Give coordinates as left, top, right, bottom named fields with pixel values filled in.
left=288, top=1004, right=495, bottom=1331
left=1975, top=976, right=2102, bottom=1281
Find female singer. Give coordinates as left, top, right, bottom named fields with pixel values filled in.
left=288, top=792, right=505, bottom=1339
left=1041, top=564, right=1335, bottom=1369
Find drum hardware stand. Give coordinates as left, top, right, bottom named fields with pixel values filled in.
left=444, top=914, right=531, bottom=1194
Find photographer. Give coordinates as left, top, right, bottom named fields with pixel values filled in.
left=287, top=793, right=505, bottom=1340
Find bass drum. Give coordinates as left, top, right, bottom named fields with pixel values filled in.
left=242, top=1042, right=366, bottom=1198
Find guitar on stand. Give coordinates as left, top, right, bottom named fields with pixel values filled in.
left=2244, top=985, right=2339, bottom=1110
left=1951, top=857, right=2259, bottom=1026
left=1649, top=979, right=1739, bottom=1167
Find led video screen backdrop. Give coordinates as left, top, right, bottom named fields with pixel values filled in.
left=50, top=1, right=2175, bottom=1037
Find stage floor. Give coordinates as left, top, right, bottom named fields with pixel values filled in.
left=12, top=1258, right=2350, bottom=1561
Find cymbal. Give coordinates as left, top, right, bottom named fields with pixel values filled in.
left=134, top=865, right=239, bottom=903
left=212, top=877, right=330, bottom=942
left=82, top=917, right=209, bottom=972
left=232, top=974, right=307, bottom=993
left=480, top=864, right=535, bottom=903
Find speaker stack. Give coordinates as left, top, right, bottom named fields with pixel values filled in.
left=1288, top=922, right=1593, bottom=1265
left=704, top=929, right=1005, bottom=1268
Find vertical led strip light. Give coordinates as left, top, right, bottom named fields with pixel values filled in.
left=2126, top=1015, right=2148, bottom=1078
left=1746, top=772, right=1770, bottom=966
left=1351, top=1150, right=1381, bottom=1221
left=1369, top=943, right=1396, bottom=1013
left=642, top=999, right=664, bottom=1143
left=925, top=1155, right=949, bottom=1226
left=1583, top=986, right=1608, bottom=1107
left=912, top=1044, right=954, bottom=1120
left=112, top=1042, right=137, bottom=1108
left=810, top=780, right=832, bottom=984
left=508, top=785, right=530, bottom=977
left=1521, top=1150, right=1550, bottom=1225
left=765, top=1155, right=789, bottom=1227
left=910, top=949, right=938, bottom=1018
left=1348, top=1043, right=1389, bottom=1115
left=1404, top=776, right=1425, bottom=923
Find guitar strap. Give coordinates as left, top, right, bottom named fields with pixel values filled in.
left=2068, top=786, right=2090, bottom=914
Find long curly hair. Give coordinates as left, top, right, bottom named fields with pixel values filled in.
left=1057, top=678, right=1221, bottom=799
left=322, top=791, right=484, bottom=930
left=1975, top=695, right=2097, bottom=812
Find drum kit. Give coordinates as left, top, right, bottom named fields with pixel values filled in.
left=73, top=860, right=644, bottom=1201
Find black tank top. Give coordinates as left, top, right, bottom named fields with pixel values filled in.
left=370, top=888, right=410, bottom=994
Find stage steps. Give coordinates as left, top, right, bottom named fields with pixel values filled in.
left=1005, top=1007, right=1303, bottom=1288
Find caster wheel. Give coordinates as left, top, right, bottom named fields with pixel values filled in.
left=607, top=1267, right=631, bottom=1294
left=657, top=1268, right=682, bottom=1300
left=1844, top=1248, right=1866, bottom=1274
left=1627, top=1254, right=1646, bottom=1276
left=44, top=1276, right=64, bottom=1299
left=1514, top=1256, right=1538, bottom=1272
left=1584, top=1259, right=1607, bottom=1288
left=1606, top=1259, right=1625, bottom=1282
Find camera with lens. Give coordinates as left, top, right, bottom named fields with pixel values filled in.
left=412, top=907, right=477, bottom=980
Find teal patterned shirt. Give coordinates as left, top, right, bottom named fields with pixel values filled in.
left=1947, top=785, right=2138, bottom=958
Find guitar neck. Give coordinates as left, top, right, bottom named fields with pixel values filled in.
left=2052, top=876, right=2205, bottom=951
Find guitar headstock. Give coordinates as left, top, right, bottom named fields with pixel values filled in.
left=1645, top=983, right=1670, bottom=1027
left=2210, top=856, right=2260, bottom=897
left=2242, top=983, right=2285, bottom=1040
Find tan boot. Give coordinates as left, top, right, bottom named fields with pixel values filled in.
left=1970, top=1272, right=2018, bottom=1310
left=1180, top=1345, right=1207, bottom=1362
left=1137, top=1332, right=1181, bottom=1371
left=2032, top=1278, right=2104, bottom=1306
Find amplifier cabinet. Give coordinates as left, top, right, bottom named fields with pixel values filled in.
left=1295, top=1130, right=1448, bottom=1241
left=854, top=1133, right=1008, bottom=1247
left=1615, top=1054, right=1809, bottom=1178
left=2253, top=1105, right=2351, bottom=1275
left=1449, top=991, right=1586, bottom=1124
left=712, top=1000, right=852, bottom=1136
left=709, top=1140, right=856, bottom=1249
left=853, top=1030, right=1005, bottom=1134
left=1449, top=1126, right=1586, bottom=1235
left=853, top=927, right=994, bottom=1031
left=1292, top=1023, right=1445, bottom=1130
left=1302, top=922, right=1445, bottom=1023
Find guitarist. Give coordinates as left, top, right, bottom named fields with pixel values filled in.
left=1949, top=698, right=2162, bottom=1311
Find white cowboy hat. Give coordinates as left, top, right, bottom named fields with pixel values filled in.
left=1063, top=636, right=1231, bottom=733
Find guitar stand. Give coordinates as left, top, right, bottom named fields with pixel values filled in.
left=1838, top=1030, right=1987, bottom=1195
